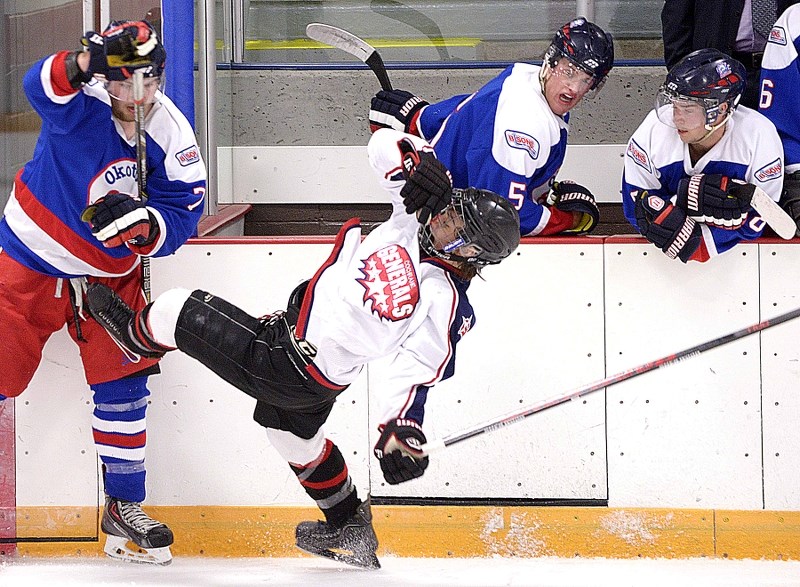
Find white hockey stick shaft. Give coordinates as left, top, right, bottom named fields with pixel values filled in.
left=305, top=23, right=393, bottom=91
left=132, top=70, right=151, bottom=303
left=420, top=305, right=800, bottom=455
left=751, top=186, right=796, bottom=240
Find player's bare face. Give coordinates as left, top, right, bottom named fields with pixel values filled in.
left=106, top=78, right=160, bottom=122
left=429, top=207, right=482, bottom=259
left=544, top=58, right=593, bottom=116
left=670, top=100, right=708, bottom=142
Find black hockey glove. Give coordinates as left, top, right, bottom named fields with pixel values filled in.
left=374, top=419, right=429, bottom=485
left=82, top=21, right=161, bottom=79
left=675, top=174, right=754, bottom=230
left=634, top=192, right=701, bottom=262
left=369, top=89, right=429, bottom=135
left=398, top=139, right=452, bottom=225
left=780, top=171, right=800, bottom=237
left=547, top=180, right=600, bottom=234
left=81, top=192, right=158, bottom=249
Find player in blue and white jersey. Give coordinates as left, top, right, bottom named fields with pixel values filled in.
left=760, top=3, right=800, bottom=235
left=0, top=21, right=206, bottom=564
left=368, top=18, right=615, bottom=237
left=622, top=48, right=783, bottom=262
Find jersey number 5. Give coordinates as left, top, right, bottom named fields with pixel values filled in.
left=508, top=182, right=527, bottom=210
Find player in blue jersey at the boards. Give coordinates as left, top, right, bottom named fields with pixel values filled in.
left=0, top=20, right=206, bottom=564
left=760, top=3, right=800, bottom=236
left=368, top=18, right=615, bottom=238
left=622, top=48, right=784, bottom=262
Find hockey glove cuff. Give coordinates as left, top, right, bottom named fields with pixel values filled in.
left=369, top=89, right=429, bottom=135
left=547, top=180, right=600, bottom=234
left=374, top=419, right=429, bottom=485
left=635, top=192, right=702, bottom=263
left=82, top=192, right=158, bottom=249
left=675, top=174, right=754, bottom=230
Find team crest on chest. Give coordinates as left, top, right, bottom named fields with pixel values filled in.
left=357, top=245, right=420, bottom=321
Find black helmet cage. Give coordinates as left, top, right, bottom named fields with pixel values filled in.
left=543, top=17, right=615, bottom=91
left=658, top=48, right=746, bottom=127
left=419, top=188, right=520, bottom=267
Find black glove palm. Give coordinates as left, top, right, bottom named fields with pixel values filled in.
left=398, top=140, right=452, bottom=225
left=374, top=419, right=429, bottom=485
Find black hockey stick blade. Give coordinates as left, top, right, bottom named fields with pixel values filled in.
left=420, top=305, right=800, bottom=455
left=306, top=23, right=393, bottom=91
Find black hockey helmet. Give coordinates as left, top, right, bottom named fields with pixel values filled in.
left=102, top=20, right=166, bottom=81
left=420, top=188, right=520, bottom=267
left=544, top=17, right=615, bottom=90
left=656, top=48, right=746, bottom=127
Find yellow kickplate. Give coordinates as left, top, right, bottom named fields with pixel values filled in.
left=9, top=505, right=800, bottom=560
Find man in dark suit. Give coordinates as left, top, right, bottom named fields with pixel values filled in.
left=662, top=0, right=799, bottom=109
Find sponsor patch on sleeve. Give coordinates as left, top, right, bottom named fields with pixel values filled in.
left=175, top=145, right=201, bottom=167
left=768, top=26, right=788, bottom=46
left=755, top=158, right=782, bottom=182
left=504, top=130, right=540, bottom=159
left=626, top=139, right=652, bottom=174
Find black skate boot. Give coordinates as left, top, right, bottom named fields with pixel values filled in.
left=101, top=496, right=174, bottom=565
left=295, top=499, right=380, bottom=569
left=86, top=283, right=170, bottom=359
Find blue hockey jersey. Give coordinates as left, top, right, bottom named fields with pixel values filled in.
left=0, top=51, right=206, bottom=279
left=417, top=63, right=570, bottom=236
left=622, top=107, right=783, bottom=262
left=760, top=4, right=800, bottom=173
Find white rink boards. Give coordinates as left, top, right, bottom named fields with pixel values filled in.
left=10, top=237, right=800, bottom=511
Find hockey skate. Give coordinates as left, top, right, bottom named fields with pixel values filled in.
left=86, top=283, right=169, bottom=359
left=101, top=496, right=174, bottom=565
left=295, top=499, right=380, bottom=569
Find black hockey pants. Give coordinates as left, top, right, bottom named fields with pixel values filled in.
left=174, top=281, right=342, bottom=439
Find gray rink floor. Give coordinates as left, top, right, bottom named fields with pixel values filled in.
left=2, top=556, right=800, bottom=587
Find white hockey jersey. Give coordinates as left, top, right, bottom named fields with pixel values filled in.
left=418, top=63, right=570, bottom=236
left=622, top=107, right=783, bottom=261
left=760, top=4, right=800, bottom=173
left=294, top=129, right=476, bottom=425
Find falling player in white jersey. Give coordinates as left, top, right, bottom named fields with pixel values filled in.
left=368, top=18, right=615, bottom=237
left=622, top=48, right=784, bottom=262
left=760, top=3, right=800, bottom=236
left=84, top=128, right=520, bottom=570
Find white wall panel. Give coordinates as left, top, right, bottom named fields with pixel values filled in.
left=604, top=241, right=763, bottom=508
left=369, top=242, right=608, bottom=499
left=759, top=243, right=800, bottom=510
left=148, top=243, right=370, bottom=506
left=15, top=328, right=98, bottom=507
left=217, top=145, right=626, bottom=205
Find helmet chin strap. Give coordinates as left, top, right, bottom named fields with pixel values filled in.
left=689, top=111, right=731, bottom=145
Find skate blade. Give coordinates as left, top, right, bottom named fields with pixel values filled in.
left=104, top=535, right=173, bottom=565
left=296, top=543, right=380, bottom=570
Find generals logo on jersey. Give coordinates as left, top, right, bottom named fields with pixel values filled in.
left=357, top=244, right=420, bottom=321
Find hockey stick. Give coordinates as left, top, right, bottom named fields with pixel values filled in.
left=750, top=186, right=796, bottom=240
left=305, top=23, right=393, bottom=91
left=132, top=69, right=151, bottom=303
left=420, top=305, right=800, bottom=455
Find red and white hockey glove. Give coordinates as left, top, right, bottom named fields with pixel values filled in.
left=81, top=192, right=158, bottom=249
left=373, top=419, right=429, bottom=485
left=369, top=89, right=429, bottom=135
